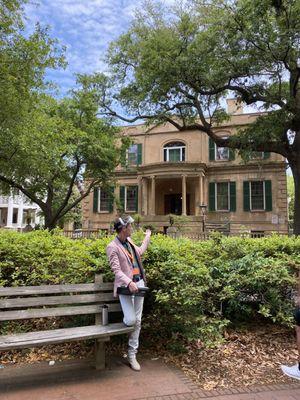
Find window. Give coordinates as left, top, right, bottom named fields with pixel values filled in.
left=216, top=182, right=229, bottom=211
left=209, top=137, right=234, bottom=161
left=216, top=146, right=229, bottom=161
left=209, top=182, right=236, bottom=212
left=93, top=187, right=113, bottom=213
left=164, top=142, right=185, bottom=162
left=250, top=181, right=265, bottom=210
left=125, top=144, right=142, bottom=166
left=99, top=189, right=110, bottom=212
left=243, top=180, right=272, bottom=212
left=125, top=186, right=138, bottom=212
left=127, top=144, right=138, bottom=166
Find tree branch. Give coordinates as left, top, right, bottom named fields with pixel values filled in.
left=0, top=175, right=45, bottom=210
left=51, top=155, right=82, bottom=222
left=55, top=178, right=101, bottom=219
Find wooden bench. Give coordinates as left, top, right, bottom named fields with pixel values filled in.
left=0, top=275, right=133, bottom=370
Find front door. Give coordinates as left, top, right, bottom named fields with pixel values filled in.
left=164, top=194, right=182, bottom=215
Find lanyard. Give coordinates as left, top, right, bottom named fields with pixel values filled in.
left=117, top=237, right=134, bottom=263
left=123, top=243, right=134, bottom=263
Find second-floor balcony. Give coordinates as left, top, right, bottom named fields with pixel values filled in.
left=137, top=161, right=206, bottom=177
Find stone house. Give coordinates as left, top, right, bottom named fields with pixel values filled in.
left=82, top=100, right=288, bottom=236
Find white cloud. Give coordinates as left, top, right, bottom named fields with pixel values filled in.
left=25, top=0, right=161, bottom=94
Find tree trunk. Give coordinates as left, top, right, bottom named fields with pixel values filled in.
left=290, top=158, right=300, bottom=236
left=44, top=211, right=57, bottom=231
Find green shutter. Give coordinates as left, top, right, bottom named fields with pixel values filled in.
left=209, top=182, right=216, bottom=211
left=229, top=148, right=235, bottom=161
left=137, top=144, right=142, bottom=165
left=229, top=182, right=236, bottom=212
left=243, top=181, right=250, bottom=211
left=119, top=186, right=125, bottom=212
left=93, top=187, right=99, bottom=213
left=108, top=186, right=114, bottom=213
left=263, top=152, right=270, bottom=159
left=134, top=185, right=138, bottom=211
left=265, top=180, right=272, bottom=211
left=209, top=138, right=215, bottom=161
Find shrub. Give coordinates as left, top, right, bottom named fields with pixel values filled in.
left=0, top=229, right=299, bottom=347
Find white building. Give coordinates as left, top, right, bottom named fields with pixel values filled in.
left=0, top=190, right=41, bottom=229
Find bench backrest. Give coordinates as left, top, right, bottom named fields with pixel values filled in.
left=0, top=275, right=120, bottom=323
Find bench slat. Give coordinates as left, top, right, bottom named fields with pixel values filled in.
left=0, top=303, right=121, bottom=321
left=0, top=323, right=133, bottom=350
left=0, top=293, right=115, bottom=309
left=0, top=283, right=113, bottom=296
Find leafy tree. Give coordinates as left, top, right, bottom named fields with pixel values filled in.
left=97, top=0, right=300, bottom=234
left=0, top=3, right=129, bottom=229
left=0, top=80, right=129, bottom=230
left=0, top=0, right=65, bottom=136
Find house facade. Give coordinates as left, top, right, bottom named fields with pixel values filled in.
left=82, top=100, right=288, bottom=236
left=0, top=190, right=41, bottom=230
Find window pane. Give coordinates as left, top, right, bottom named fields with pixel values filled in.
left=127, top=144, right=138, bottom=165
left=216, top=183, right=229, bottom=210
left=99, top=189, right=110, bottom=212
left=126, top=187, right=137, bottom=211
left=251, top=181, right=264, bottom=210
left=164, top=142, right=186, bottom=162
left=216, top=146, right=229, bottom=160
left=182, top=147, right=185, bottom=161
left=169, top=148, right=181, bottom=162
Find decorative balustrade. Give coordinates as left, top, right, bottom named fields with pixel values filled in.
left=63, top=229, right=289, bottom=241
left=63, top=229, right=109, bottom=239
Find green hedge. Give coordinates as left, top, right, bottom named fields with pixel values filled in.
left=0, top=229, right=299, bottom=346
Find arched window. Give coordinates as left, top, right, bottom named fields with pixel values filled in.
left=163, top=141, right=186, bottom=162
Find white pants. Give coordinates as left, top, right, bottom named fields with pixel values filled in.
left=119, top=279, right=145, bottom=358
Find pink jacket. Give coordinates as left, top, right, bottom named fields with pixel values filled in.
left=106, top=235, right=150, bottom=296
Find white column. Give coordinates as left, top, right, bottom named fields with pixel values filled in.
left=142, top=177, right=148, bottom=215
left=35, top=211, right=40, bottom=226
left=6, top=196, right=13, bottom=227
left=137, top=177, right=142, bottom=214
left=17, top=196, right=24, bottom=228
left=201, top=173, right=205, bottom=205
left=151, top=175, right=156, bottom=216
left=182, top=175, right=187, bottom=216
left=202, top=174, right=207, bottom=206
left=198, top=173, right=205, bottom=205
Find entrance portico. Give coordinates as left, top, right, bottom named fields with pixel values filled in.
left=137, top=163, right=206, bottom=217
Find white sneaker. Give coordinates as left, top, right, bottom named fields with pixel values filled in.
left=128, top=356, right=141, bottom=371
left=281, top=364, right=300, bottom=380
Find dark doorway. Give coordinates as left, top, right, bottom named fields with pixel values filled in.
left=164, top=194, right=190, bottom=215
left=165, top=194, right=181, bottom=215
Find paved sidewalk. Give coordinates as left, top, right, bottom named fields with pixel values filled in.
left=0, top=356, right=300, bottom=400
